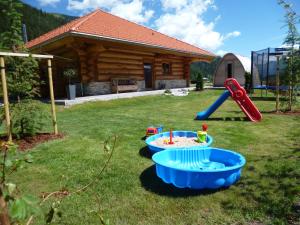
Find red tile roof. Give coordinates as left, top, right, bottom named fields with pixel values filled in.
left=26, top=9, right=214, bottom=57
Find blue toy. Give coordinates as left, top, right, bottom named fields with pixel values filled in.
left=152, top=147, right=246, bottom=189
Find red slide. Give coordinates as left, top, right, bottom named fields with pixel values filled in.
left=224, top=78, right=262, bottom=122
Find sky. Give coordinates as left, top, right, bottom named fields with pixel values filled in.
left=22, top=0, right=300, bottom=58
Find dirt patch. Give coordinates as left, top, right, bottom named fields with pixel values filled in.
left=17, top=133, right=64, bottom=151
left=261, top=109, right=300, bottom=116
left=271, top=110, right=300, bottom=116
left=0, top=133, right=64, bottom=151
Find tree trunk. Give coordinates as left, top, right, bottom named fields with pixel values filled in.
left=0, top=193, right=10, bottom=225
left=288, top=80, right=292, bottom=111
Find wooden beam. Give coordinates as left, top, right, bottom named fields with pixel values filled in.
left=107, top=47, right=155, bottom=56
left=0, top=52, right=53, bottom=59
left=47, top=59, right=58, bottom=135
left=184, top=60, right=191, bottom=87
left=0, top=57, right=12, bottom=142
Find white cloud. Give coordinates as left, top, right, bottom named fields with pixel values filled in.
left=111, top=0, right=154, bottom=23
left=67, top=0, right=154, bottom=24
left=67, top=0, right=241, bottom=51
left=280, top=43, right=300, bottom=49
left=161, top=0, right=188, bottom=10
left=155, top=0, right=241, bottom=51
left=216, top=50, right=228, bottom=56
left=224, top=31, right=241, bottom=39
left=37, top=0, right=60, bottom=6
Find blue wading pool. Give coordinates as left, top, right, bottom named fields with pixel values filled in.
left=152, top=147, right=246, bottom=189
left=145, top=131, right=213, bottom=154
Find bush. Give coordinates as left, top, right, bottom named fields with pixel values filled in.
left=63, top=68, right=77, bottom=85
left=245, top=71, right=251, bottom=93
left=195, top=72, right=204, bottom=91
left=9, top=100, right=50, bottom=138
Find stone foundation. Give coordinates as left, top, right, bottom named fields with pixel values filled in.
left=82, top=80, right=146, bottom=96
left=83, top=82, right=111, bottom=95
left=137, top=80, right=145, bottom=91
left=155, top=79, right=187, bottom=89
left=80, top=79, right=185, bottom=96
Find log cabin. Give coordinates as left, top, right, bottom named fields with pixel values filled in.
left=26, top=9, right=215, bottom=98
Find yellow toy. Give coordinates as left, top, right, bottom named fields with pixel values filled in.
left=197, top=123, right=208, bottom=143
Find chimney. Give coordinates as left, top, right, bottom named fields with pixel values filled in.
left=22, top=24, right=28, bottom=43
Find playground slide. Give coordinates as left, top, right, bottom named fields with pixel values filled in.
left=195, top=90, right=231, bottom=120
left=224, top=78, right=262, bottom=122
left=195, top=78, right=262, bottom=122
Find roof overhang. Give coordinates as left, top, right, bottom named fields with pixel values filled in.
left=28, top=31, right=215, bottom=62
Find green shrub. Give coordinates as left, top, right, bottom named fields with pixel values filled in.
left=9, top=100, right=50, bottom=138
left=195, top=72, right=204, bottom=91
left=63, top=68, right=77, bottom=85
left=245, top=71, right=251, bottom=93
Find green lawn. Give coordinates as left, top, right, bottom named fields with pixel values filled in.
left=12, top=90, right=300, bottom=225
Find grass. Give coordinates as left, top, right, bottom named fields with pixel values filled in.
left=11, top=90, right=300, bottom=224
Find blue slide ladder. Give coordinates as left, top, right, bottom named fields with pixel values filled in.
left=195, top=91, right=231, bottom=120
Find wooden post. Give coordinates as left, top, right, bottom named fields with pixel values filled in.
left=0, top=57, right=12, bottom=142
left=276, top=56, right=280, bottom=112
left=184, top=60, right=191, bottom=87
left=47, top=59, right=58, bottom=134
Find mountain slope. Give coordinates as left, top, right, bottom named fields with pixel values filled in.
left=20, top=3, right=77, bottom=41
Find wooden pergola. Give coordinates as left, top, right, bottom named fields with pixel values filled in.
left=0, top=52, right=58, bottom=142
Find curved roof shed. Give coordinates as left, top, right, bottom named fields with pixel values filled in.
left=213, top=53, right=250, bottom=87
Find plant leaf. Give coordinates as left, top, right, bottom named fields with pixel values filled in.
left=6, top=182, right=16, bottom=195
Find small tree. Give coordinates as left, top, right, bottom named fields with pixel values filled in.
left=63, top=68, right=77, bottom=85
left=0, top=0, right=23, bottom=51
left=195, top=72, right=204, bottom=91
left=0, top=0, right=50, bottom=138
left=278, top=0, right=300, bottom=111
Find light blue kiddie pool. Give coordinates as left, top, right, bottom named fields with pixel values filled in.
left=145, top=131, right=213, bottom=154
left=152, top=147, right=246, bottom=189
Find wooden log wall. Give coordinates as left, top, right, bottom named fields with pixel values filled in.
left=96, top=49, right=148, bottom=82
left=154, top=56, right=185, bottom=80
left=71, top=42, right=189, bottom=84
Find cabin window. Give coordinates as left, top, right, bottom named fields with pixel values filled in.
left=227, top=63, right=233, bottom=78
left=162, top=63, right=171, bottom=75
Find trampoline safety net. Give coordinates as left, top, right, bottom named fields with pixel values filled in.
left=251, top=48, right=288, bottom=88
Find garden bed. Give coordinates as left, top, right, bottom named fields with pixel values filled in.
left=1, top=133, right=64, bottom=151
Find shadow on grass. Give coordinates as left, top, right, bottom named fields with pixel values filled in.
left=250, top=96, right=287, bottom=101
left=197, top=117, right=249, bottom=122
left=221, top=153, right=300, bottom=224
left=140, top=165, right=225, bottom=197
left=139, top=146, right=152, bottom=159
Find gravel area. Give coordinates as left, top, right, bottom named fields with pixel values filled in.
left=150, top=136, right=206, bottom=148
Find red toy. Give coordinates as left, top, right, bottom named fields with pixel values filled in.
left=202, top=123, right=208, bottom=131
left=168, top=129, right=174, bottom=144
left=224, top=78, right=262, bottom=122
left=146, top=127, right=158, bottom=136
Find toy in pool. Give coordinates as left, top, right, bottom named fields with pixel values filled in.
left=197, top=123, right=208, bottom=143
left=145, top=131, right=213, bottom=154
left=152, top=147, right=246, bottom=189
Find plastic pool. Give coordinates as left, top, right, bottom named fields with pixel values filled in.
left=145, top=131, right=213, bottom=154
left=152, top=147, right=246, bottom=189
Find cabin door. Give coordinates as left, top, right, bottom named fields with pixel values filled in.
left=144, top=63, right=153, bottom=89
